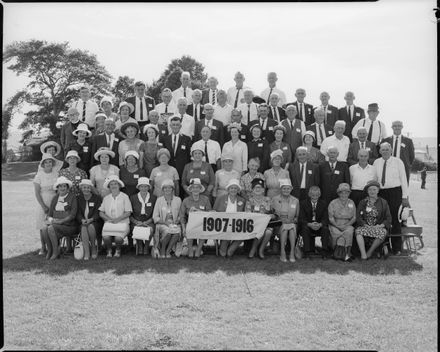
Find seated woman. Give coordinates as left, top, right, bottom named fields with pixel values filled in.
left=150, top=148, right=180, bottom=198
left=213, top=179, right=246, bottom=257
left=264, top=150, right=290, bottom=198
left=76, top=179, right=103, bottom=260
left=246, top=178, right=275, bottom=259
left=182, top=145, right=215, bottom=199
left=129, top=177, right=156, bottom=256
left=239, top=158, right=265, bottom=201
left=58, top=150, right=88, bottom=197
left=90, top=147, right=120, bottom=198
left=328, top=183, right=357, bottom=262
left=119, top=150, right=147, bottom=198
left=269, top=125, right=292, bottom=170
left=272, top=179, right=300, bottom=262
left=152, top=179, right=182, bottom=259
left=99, top=175, right=133, bottom=258
left=213, top=153, right=241, bottom=199
left=41, top=176, right=79, bottom=260
left=64, top=123, right=93, bottom=174
left=247, top=124, right=270, bottom=173
left=34, top=153, right=61, bottom=255
left=302, top=130, right=324, bottom=165
left=180, top=178, right=212, bottom=258
left=118, top=120, right=143, bottom=167
left=38, top=141, right=63, bottom=172
left=139, top=124, right=162, bottom=177
left=355, top=180, right=392, bottom=260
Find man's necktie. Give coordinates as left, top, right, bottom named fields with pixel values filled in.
left=323, top=106, right=327, bottom=124
left=205, top=141, right=209, bottom=163
left=212, top=90, right=216, bottom=104
left=183, top=88, right=186, bottom=98
left=318, top=125, right=324, bottom=145
left=347, top=106, right=351, bottom=122
left=290, top=120, right=294, bottom=130
left=140, top=99, right=144, bottom=120
left=367, top=121, right=373, bottom=141
left=180, top=114, right=184, bottom=122
left=381, top=159, right=387, bottom=186
left=312, top=202, right=317, bottom=221
left=330, top=162, right=335, bottom=172
left=172, top=135, right=177, bottom=156
left=165, top=104, right=168, bottom=114
left=273, top=107, right=278, bottom=122
left=299, top=103, right=303, bottom=121
left=393, top=136, right=398, bottom=157
left=247, top=104, right=251, bottom=124
left=193, top=104, right=197, bottom=121
left=234, top=88, right=240, bottom=108
left=268, top=88, right=273, bottom=101
left=361, top=142, right=365, bottom=149
left=300, top=163, right=305, bottom=184
left=82, top=101, right=86, bottom=120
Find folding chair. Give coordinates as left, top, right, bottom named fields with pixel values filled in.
left=388, top=209, right=424, bottom=256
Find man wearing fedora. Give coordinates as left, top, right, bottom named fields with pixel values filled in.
left=91, top=118, right=120, bottom=167
left=60, top=107, right=81, bottom=154
left=72, top=85, right=99, bottom=130
left=125, top=81, right=155, bottom=130
left=351, top=103, right=387, bottom=147
left=338, top=91, right=365, bottom=141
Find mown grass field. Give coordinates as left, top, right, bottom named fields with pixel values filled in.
left=1, top=163, right=437, bottom=350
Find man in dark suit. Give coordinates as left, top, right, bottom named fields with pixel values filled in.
left=90, top=118, right=120, bottom=167
left=319, top=146, right=350, bottom=204
left=281, top=105, right=306, bottom=156
left=288, top=146, right=320, bottom=201
left=283, top=88, right=314, bottom=126
left=307, top=108, right=334, bottom=148
left=381, top=120, right=415, bottom=184
left=186, top=89, right=205, bottom=123
left=60, top=107, right=81, bottom=153
left=267, top=93, right=286, bottom=123
left=125, top=81, right=155, bottom=130
left=315, top=91, right=339, bottom=128
left=223, top=108, right=249, bottom=144
left=201, top=76, right=219, bottom=105
left=338, top=91, right=364, bottom=141
left=347, top=127, right=379, bottom=165
left=194, top=103, right=225, bottom=146
left=299, top=186, right=331, bottom=258
left=248, top=103, right=278, bottom=144
left=161, top=116, right=192, bottom=180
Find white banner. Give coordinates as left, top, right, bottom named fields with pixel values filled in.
left=186, top=211, right=271, bottom=240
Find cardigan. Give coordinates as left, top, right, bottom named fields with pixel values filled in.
left=356, top=197, right=392, bottom=229
left=213, top=194, right=246, bottom=212
left=153, top=196, right=182, bottom=224
left=76, top=193, right=102, bottom=223
left=48, top=191, right=78, bottom=226
left=130, top=193, right=157, bottom=222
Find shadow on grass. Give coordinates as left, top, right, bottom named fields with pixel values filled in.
left=3, top=248, right=424, bottom=277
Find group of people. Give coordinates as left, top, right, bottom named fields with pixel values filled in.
left=33, top=71, right=416, bottom=262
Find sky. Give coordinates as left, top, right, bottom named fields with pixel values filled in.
left=2, top=0, right=438, bottom=148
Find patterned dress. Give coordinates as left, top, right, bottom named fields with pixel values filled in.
left=355, top=199, right=388, bottom=241
left=58, top=167, right=88, bottom=197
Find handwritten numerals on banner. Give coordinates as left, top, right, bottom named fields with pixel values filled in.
left=202, top=217, right=254, bottom=233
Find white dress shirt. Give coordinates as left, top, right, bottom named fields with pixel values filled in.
left=168, top=113, right=195, bottom=138
left=373, top=156, right=408, bottom=198
left=170, top=133, right=180, bottom=155
left=352, top=118, right=387, bottom=144
left=155, top=102, right=178, bottom=124
left=237, top=102, right=259, bottom=125
left=314, top=123, right=328, bottom=146
left=73, top=99, right=99, bottom=128
left=213, top=103, right=233, bottom=126
left=227, top=86, right=251, bottom=108
left=320, top=134, right=350, bottom=162
left=172, top=86, right=194, bottom=104
left=349, top=163, right=378, bottom=190
left=260, top=87, right=287, bottom=107
left=191, top=103, right=203, bottom=121
left=297, top=102, right=307, bottom=122
left=193, top=139, right=221, bottom=165
left=222, top=140, right=248, bottom=173
left=134, top=96, right=150, bottom=122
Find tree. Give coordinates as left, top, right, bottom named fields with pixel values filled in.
left=2, top=107, right=12, bottom=163
left=3, top=40, right=113, bottom=138
left=111, top=75, right=135, bottom=111
left=146, top=55, right=208, bottom=103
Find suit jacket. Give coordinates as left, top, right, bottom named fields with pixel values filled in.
left=299, top=198, right=329, bottom=230
left=281, top=118, right=305, bottom=155
left=347, top=140, right=379, bottom=166
left=194, top=119, right=225, bottom=147
left=338, top=105, right=365, bottom=141
left=288, top=161, right=320, bottom=199
left=381, top=135, right=415, bottom=182
left=125, top=96, right=155, bottom=120
left=60, top=121, right=79, bottom=153
left=319, top=161, right=350, bottom=203
left=247, top=139, right=270, bottom=173
left=213, top=194, right=246, bottom=212
left=91, top=133, right=120, bottom=167
left=186, top=103, right=206, bottom=122
left=268, top=106, right=286, bottom=123
left=76, top=193, right=102, bottom=223
left=283, top=101, right=314, bottom=126
left=162, top=133, right=192, bottom=178
left=224, top=123, right=249, bottom=144
left=307, top=123, right=334, bottom=148
left=314, top=105, right=339, bottom=128
left=248, top=118, right=278, bottom=144
left=201, top=88, right=218, bottom=105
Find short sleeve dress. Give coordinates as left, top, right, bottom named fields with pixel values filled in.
left=33, top=169, right=58, bottom=229
left=150, top=165, right=180, bottom=198
left=89, top=164, right=120, bottom=198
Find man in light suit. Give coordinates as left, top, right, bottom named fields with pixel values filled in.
left=288, top=146, right=320, bottom=201
left=186, top=89, right=205, bottom=122
left=267, top=93, right=286, bottom=123
left=381, top=120, right=415, bottom=184
left=347, top=127, right=378, bottom=166
left=338, top=91, right=365, bottom=141
left=307, top=108, right=333, bottom=148
left=283, top=88, right=314, bottom=126
left=202, top=76, right=219, bottom=105
left=194, top=103, right=225, bottom=146
left=315, top=91, right=339, bottom=128
left=172, top=71, right=194, bottom=104
left=125, top=81, right=155, bottom=130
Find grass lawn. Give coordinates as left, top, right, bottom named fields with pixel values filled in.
left=1, top=163, right=438, bottom=350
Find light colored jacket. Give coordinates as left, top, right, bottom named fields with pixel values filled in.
left=153, top=195, right=182, bottom=224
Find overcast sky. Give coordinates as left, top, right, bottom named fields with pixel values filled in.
left=2, top=0, right=437, bottom=142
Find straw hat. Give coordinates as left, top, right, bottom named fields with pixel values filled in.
left=94, top=112, right=107, bottom=121
left=124, top=150, right=140, bottom=161
left=136, top=177, right=151, bottom=189
left=94, top=147, right=115, bottom=161
left=279, top=178, right=293, bottom=189
left=157, top=148, right=171, bottom=160
left=120, top=120, right=140, bottom=137
left=161, top=179, right=175, bottom=190
left=118, top=101, right=135, bottom=115
left=363, top=180, right=381, bottom=193
left=142, top=123, right=159, bottom=136
left=221, top=152, right=234, bottom=161
left=303, top=130, right=316, bottom=142
left=270, top=149, right=284, bottom=161
left=336, top=183, right=351, bottom=194
left=103, top=175, right=125, bottom=189
left=65, top=150, right=81, bottom=162
left=226, top=179, right=241, bottom=191
left=191, top=144, right=205, bottom=156
left=100, top=97, right=114, bottom=109
left=40, top=141, right=61, bottom=156
left=187, top=178, right=205, bottom=193
left=39, top=153, right=58, bottom=167
left=273, top=125, right=286, bottom=135
left=72, top=123, right=92, bottom=138
left=53, top=176, right=73, bottom=190
left=79, top=179, right=94, bottom=188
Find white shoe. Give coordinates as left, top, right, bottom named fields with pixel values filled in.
left=106, top=251, right=112, bottom=258
left=114, top=250, right=121, bottom=258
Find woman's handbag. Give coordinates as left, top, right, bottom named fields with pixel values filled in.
left=333, top=236, right=347, bottom=261
left=294, top=236, right=304, bottom=259
left=132, top=226, right=151, bottom=241
left=73, top=234, right=84, bottom=260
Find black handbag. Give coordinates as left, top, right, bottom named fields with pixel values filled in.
left=333, top=236, right=347, bottom=261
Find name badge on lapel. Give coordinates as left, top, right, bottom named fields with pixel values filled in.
left=83, top=146, right=89, bottom=152
left=254, top=205, right=260, bottom=212
left=401, top=143, right=406, bottom=148
left=148, top=104, right=153, bottom=108
left=157, top=172, right=162, bottom=177
left=296, top=128, right=301, bottom=133
left=366, top=147, right=371, bottom=151
left=200, top=171, right=206, bottom=175
left=161, top=130, right=166, bottom=134
left=268, top=126, right=273, bottom=131
left=291, top=204, right=296, bottom=209
left=356, top=112, right=360, bottom=117
left=89, top=202, right=94, bottom=207
left=329, top=131, right=333, bottom=134
left=308, top=170, right=312, bottom=174
left=199, top=205, right=205, bottom=210
left=334, top=170, right=340, bottom=175
left=181, top=145, right=186, bottom=150
left=283, top=146, right=288, bottom=150
left=258, top=143, right=263, bottom=147
left=134, top=174, right=139, bottom=179
left=212, top=126, right=217, bottom=130
left=327, top=110, right=332, bottom=114
left=146, top=203, right=152, bottom=207
left=308, top=108, right=311, bottom=113
left=75, top=176, right=81, bottom=180
left=241, top=135, right=246, bottom=140
left=348, top=203, right=354, bottom=208
left=114, top=138, right=119, bottom=142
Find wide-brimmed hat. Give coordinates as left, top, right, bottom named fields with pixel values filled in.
left=221, top=152, right=234, bottom=161
left=124, top=150, right=140, bottom=161
left=118, top=101, right=135, bottom=114
left=270, top=149, right=284, bottom=161
left=367, top=103, right=379, bottom=112
left=363, top=180, right=381, bottom=193
left=94, top=147, right=115, bottom=161
left=40, top=141, right=61, bottom=156
left=103, top=175, right=125, bottom=189
left=65, top=150, right=81, bottom=162
left=94, top=112, right=107, bottom=121
left=187, top=178, right=205, bottom=193
left=161, top=179, right=175, bottom=190
left=228, top=122, right=242, bottom=131
left=191, top=144, right=205, bottom=156
left=336, top=183, right=351, bottom=194
left=303, top=130, right=316, bottom=142
left=249, top=123, right=263, bottom=134
left=273, top=125, right=286, bottom=135
left=120, top=120, right=140, bottom=137
left=100, top=97, right=114, bottom=109
left=79, top=179, right=94, bottom=188
left=53, top=176, right=73, bottom=190
left=279, top=178, right=293, bottom=189
left=142, top=123, right=159, bottom=136
left=251, top=178, right=265, bottom=189
left=157, top=148, right=170, bottom=160
left=39, top=153, right=58, bottom=167
left=226, top=179, right=241, bottom=191
left=136, top=177, right=151, bottom=189
left=72, top=123, right=92, bottom=138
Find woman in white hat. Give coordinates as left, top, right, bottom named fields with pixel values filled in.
left=90, top=147, right=120, bottom=198
left=115, top=101, right=135, bottom=135
left=41, top=176, right=79, bottom=260
left=64, top=123, right=93, bottom=174
left=118, top=120, right=143, bottom=167
left=272, top=179, right=300, bottom=262
left=92, top=112, right=107, bottom=137
left=129, top=177, right=156, bottom=256
left=182, top=145, right=215, bottom=199
left=119, top=150, right=147, bottom=198
left=98, top=175, right=133, bottom=258
left=239, top=158, right=265, bottom=201
left=150, top=148, right=180, bottom=198
left=152, top=179, right=182, bottom=258
left=100, top=97, right=118, bottom=121
left=33, top=153, right=60, bottom=255
left=58, top=150, right=88, bottom=197
left=179, top=178, right=212, bottom=258
left=139, top=124, right=162, bottom=177
left=247, top=124, right=270, bottom=172
left=270, top=125, right=292, bottom=170
left=302, top=130, right=324, bottom=165
left=212, top=153, right=241, bottom=199
left=77, top=179, right=103, bottom=260
left=213, top=179, right=246, bottom=257
left=38, top=141, right=63, bottom=173
left=264, top=150, right=290, bottom=198
left=221, top=124, right=248, bottom=174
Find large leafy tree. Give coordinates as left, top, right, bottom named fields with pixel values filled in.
left=3, top=40, right=113, bottom=138
left=111, top=75, right=135, bottom=111
left=2, top=107, right=12, bottom=163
